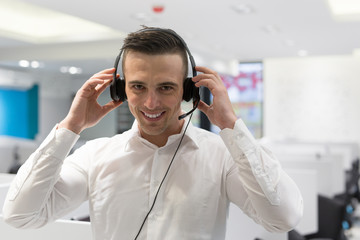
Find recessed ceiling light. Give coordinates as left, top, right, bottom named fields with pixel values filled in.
left=0, top=0, right=126, bottom=44
left=30, top=61, right=40, bottom=69
left=60, top=66, right=82, bottom=74
left=19, top=60, right=30, bottom=68
left=231, top=4, right=254, bottom=14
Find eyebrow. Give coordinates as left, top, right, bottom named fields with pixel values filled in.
left=128, top=80, right=180, bottom=88
left=127, top=80, right=144, bottom=85
left=158, top=82, right=179, bottom=88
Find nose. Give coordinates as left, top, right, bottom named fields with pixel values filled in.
left=144, top=90, right=160, bottom=110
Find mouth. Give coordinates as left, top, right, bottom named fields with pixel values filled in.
left=141, top=111, right=165, bottom=121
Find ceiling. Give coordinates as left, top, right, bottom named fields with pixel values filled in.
left=1, top=0, right=360, bottom=75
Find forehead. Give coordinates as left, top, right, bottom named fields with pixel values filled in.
left=123, top=52, right=185, bottom=84
left=123, top=50, right=187, bottom=73
left=124, top=51, right=184, bottom=72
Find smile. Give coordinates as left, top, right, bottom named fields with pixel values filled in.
left=142, top=111, right=164, bottom=119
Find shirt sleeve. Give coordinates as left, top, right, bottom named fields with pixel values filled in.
left=220, top=119, right=303, bottom=232
left=2, top=125, right=88, bottom=229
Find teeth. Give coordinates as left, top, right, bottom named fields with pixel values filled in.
left=144, top=112, right=162, bottom=118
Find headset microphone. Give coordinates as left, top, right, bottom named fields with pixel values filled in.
left=178, top=99, right=199, bottom=120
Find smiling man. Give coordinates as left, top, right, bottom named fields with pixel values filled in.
left=3, top=27, right=303, bottom=240
left=125, top=52, right=185, bottom=147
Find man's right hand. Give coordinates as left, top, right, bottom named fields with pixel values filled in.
left=58, top=68, right=122, bottom=134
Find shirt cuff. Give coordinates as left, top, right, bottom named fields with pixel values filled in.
left=38, top=124, right=80, bottom=160
left=219, top=119, right=258, bottom=158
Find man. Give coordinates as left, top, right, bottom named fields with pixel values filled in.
left=3, top=27, right=303, bottom=240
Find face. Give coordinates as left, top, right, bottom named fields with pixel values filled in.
left=124, top=51, right=185, bottom=145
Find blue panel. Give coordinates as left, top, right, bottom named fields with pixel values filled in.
left=0, top=85, right=39, bottom=139
left=27, top=85, right=39, bottom=139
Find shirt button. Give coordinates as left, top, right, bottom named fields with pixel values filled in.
left=236, top=133, right=244, bottom=139
left=254, top=167, right=261, bottom=175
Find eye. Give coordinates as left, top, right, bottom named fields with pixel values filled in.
left=133, top=84, right=144, bottom=90
left=160, top=85, right=174, bottom=91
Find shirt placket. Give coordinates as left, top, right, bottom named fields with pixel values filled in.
left=146, top=148, right=167, bottom=239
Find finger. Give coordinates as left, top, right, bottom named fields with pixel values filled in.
left=86, top=70, right=115, bottom=89
left=196, top=100, right=210, bottom=115
left=101, top=100, right=123, bottom=115
left=92, top=73, right=115, bottom=81
left=97, top=68, right=116, bottom=74
left=193, top=75, right=218, bottom=91
left=90, top=68, right=116, bottom=80
left=83, top=78, right=107, bottom=90
left=94, top=79, right=112, bottom=96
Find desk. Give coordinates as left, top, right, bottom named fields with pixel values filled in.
left=226, top=202, right=287, bottom=240
left=0, top=217, right=91, bottom=240
left=286, top=169, right=317, bottom=235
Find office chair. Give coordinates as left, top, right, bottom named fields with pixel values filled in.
left=334, top=158, right=360, bottom=230
left=300, top=195, right=347, bottom=240
left=258, top=192, right=350, bottom=240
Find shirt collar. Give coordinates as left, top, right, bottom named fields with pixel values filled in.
left=125, top=114, right=200, bottom=151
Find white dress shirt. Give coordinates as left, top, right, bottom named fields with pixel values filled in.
left=3, top=118, right=303, bottom=240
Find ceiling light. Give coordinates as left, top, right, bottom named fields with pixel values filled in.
left=18, top=60, right=30, bottom=68
left=327, top=0, right=360, bottom=21
left=60, top=66, right=82, bottom=74
left=231, top=4, right=254, bottom=14
left=30, top=61, right=40, bottom=69
left=68, top=67, right=82, bottom=75
left=0, top=0, right=126, bottom=44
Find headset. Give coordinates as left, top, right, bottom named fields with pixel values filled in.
left=110, top=28, right=200, bottom=120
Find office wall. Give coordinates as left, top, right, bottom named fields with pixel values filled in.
left=263, top=55, right=360, bottom=147
left=0, top=68, right=117, bottom=142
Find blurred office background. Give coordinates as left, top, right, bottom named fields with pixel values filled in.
left=1, top=0, right=360, bottom=239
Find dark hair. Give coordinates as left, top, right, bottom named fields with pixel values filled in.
left=121, top=26, right=188, bottom=79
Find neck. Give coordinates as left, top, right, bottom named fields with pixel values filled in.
left=139, top=120, right=184, bottom=147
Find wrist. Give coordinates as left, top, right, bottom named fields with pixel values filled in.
left=219, top=116, right=237, bottom=130
left=58, top=120, right=82, bottom=134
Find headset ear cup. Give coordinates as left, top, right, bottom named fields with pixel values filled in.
left=110, top=77, right=120, bottom=101
left=192, top=85, right=200, bottom=106
left=118, top=78, right=127, bottom=102
left=183, top=78, right=194, bottom=102
left=183, top=78, right=200, bottom=105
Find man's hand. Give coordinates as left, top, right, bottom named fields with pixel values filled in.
left=58, top=68, right=122, bottom=134
left=192, top=66, right=237, bottom=130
